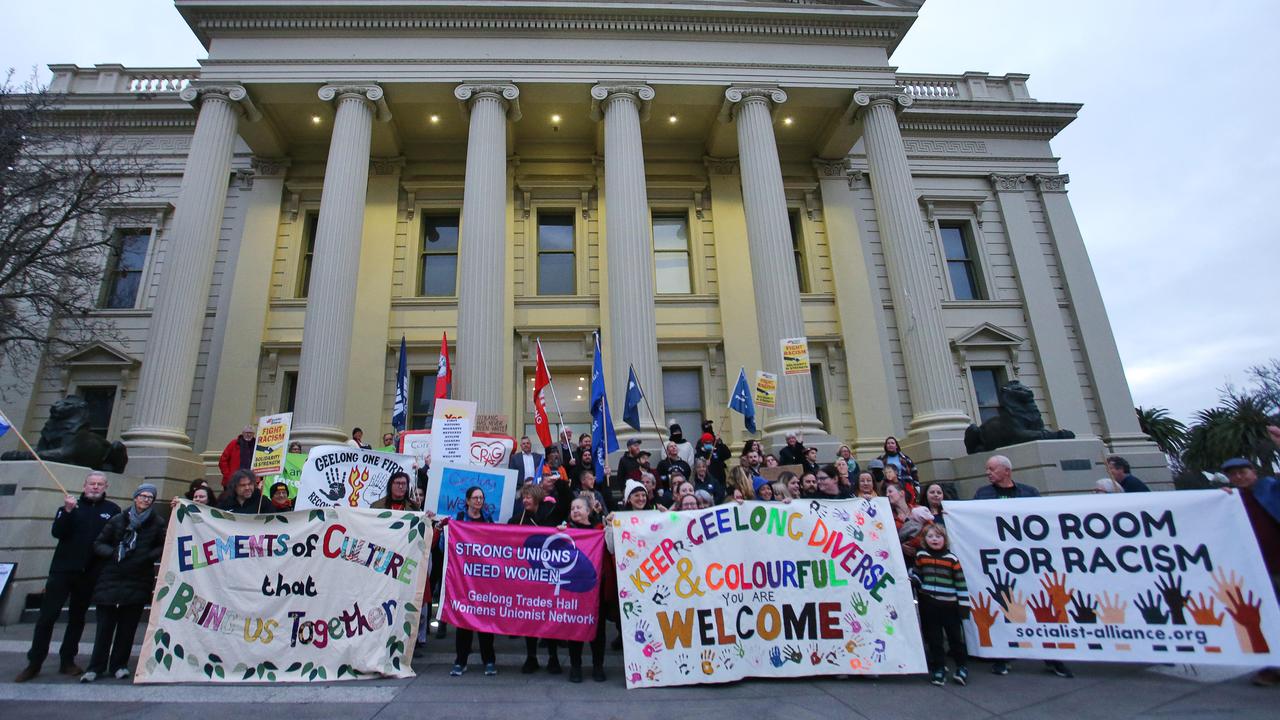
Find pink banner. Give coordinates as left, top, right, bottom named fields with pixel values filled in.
left=441, top=523, right=604, bottom=642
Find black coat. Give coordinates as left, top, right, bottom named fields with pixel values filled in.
left=220, top=491, right=273, bottom=514
left=92, top=510, right=167, bottom=606
left=49, top=494, right=121, bottom=574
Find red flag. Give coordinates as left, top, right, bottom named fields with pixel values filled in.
left=532, top=341, right=553, bottom=448
left=435, top=332, right=451, bottom=400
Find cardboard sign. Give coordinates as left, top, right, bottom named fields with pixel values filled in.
left=754, top=371, right=777, bottom=409
left=252, top=412, right=292, bottom=476
left=780, top=337, right=810, bottom=376
left=429, top=399, right=476, bottom=466
left=475, top=414, right=509, bottom=435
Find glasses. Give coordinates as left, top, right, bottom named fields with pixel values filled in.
left=136, top=494, right=156, bottom=502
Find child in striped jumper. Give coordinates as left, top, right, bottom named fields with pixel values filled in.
left=914, top=524, right=970, bottom=686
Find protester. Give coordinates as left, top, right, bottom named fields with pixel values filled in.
left=563, top=497, right=612, bottom=682
left=691, top=457, right=725, bottom=505
left=878, top=436, right=919, bottom=486
left=16, top=472, right=121, bottom=682
left=510, top=483, right=566, bottom=674
left=814, top=466, right=843, bottom=500
left=622, top=479, right=649, bottom=512
left=780, top=471, right=801, bottom=501
left=217, top=424, right=256, bottom=492
left=799, top=472, right=818, bottom=498
left=268, top=481, right=294, bottom=511
left=656, top=442, right=691, bottom=486
left=1220, top=456, right=1280, bottom=687
left=882, top=462, right=918, bottom=505
left=1093, top=477, right=1124, bottom=494
left=913, top=525, right=970, bottom=686
left=372, top=471, right=418, bottom=510
left=778, top=433, right=806, bottom=465
left=835, top=444, right=860, bottom=477
left=219, top=469, right=272, bottom=513
left=617, top=438, right=644, bottom=481
left=1105, top=455, right=1150, bottom=493
left=449, top=486, right=497, bottom=676
left=508, top=436, right=544, bottom=486
left=183, top=479, right=213, bottom=502
left=763, top=454, right=780, bottom=468
left=726, top=466, right=756, bottom=502
left=347, top=427, right=372, bottom=450
left=801, top=447, right=820, bottom=477
left=695, top=424, right=732, bottom=483
left=288, top=441, right=303, bottom=454
left=770, top=480, right=793, bottom=502
left=693, top=489, right=714, bottom=509
left=576, top=470, right=610, bottom=516
left=856, top=471, right=879, bottom=499
left=887, top=484, right=928, bottom=564
left=756, top=480, right=775, bottom=501
left=542, top=446, right=569, bottom=484
left=923, top=482, right=947, bottom=524
left=379, top=433, right=396, bottom=452
left=668, top=423, right=695, bottom=466
left=80, top=482, right=165, bottom=682
left=834, top=457, right=853, bottom=497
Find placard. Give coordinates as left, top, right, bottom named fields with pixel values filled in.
left=780, top=338, right=810, bottom=376
left=401, top=430, right=514, bottom=470
left=945, top=489, right=1280, bottom=665
left=252, top=413, right=292, bottom=476
left=425, top=461, right=519, bottom=524
left=475, top=414, right=509, bottom=435
left=429, top=399, right=476, bottom=466
left=294, top=445, right=417, bottom=511
left=754, top=371, right=777, bottom=409
left=611, top=499, right=925, bottom=687
left=135, top=501, right=429, bottom=683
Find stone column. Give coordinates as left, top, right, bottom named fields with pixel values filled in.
left=723, top=87, right=824, bottom=443
left=854, top=88, right=970, bottom=438
left=291, top=84, right=388, bottom=448
left=454, top=84, right=520, bottom=414
left=123, top=85, right=258, bottom=478
left=592, top=84, right=663, bottom=440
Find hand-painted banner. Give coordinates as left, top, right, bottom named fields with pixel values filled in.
left=401, top=430, right=514, bottom=470
left=252, top=413, right=292, bottom=476
left=440, top=522, right=604, bottom=642
left=945, top=489, right=1280, bottom=665
left=294, top=445, right=417, bottom=511
left=612, top=499, right=925, bottom=688
left=425, top=462, right=519, bottom=524
left=136, top=501, right=430, bottom=683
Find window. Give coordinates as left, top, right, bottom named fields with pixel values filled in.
left=972, top=366, right=1007, bottom=423
left=101, top=228, right=150, bottom=309
left=940, top=222, right=984, bottom=301
left=76, top=386, right=116, bottom=437
left=653, top=213, right=692, bottom=294
left=410, top=371, right=438, bottom=430
left=296, top=212, right=319, bottom=298
left=662, top=369, right=703, bottom=437
left=788, top=210, right=809, bottom=293
left=281, top=372, right=298, bottom=414
left=810, top=366, right=828, bottom=429
left=537, top=212, right=576, bottom=295
left=523, top=369, right=589, bottom=448
left=420, top=213, right=460, bottom=297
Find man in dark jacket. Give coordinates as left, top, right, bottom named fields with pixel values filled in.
left=16, top=472, right=121, bottom=682
left=220, top=469, right=273, bottom=513
left=655, top=442, right=691, bottom=486
left=778, top=432, right=807, bottom=466
left=1105, top=455, right=1151, bottom=493
left=694, top=425, right=732, bottom=483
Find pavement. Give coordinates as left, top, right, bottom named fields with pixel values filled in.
left=0, top=622, right=1274, bottom=719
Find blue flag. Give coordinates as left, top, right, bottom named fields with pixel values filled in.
left=391, top=335, right=408, bottom=433
left=728, top=367, right=757, bottom=434
left=590, top=335, right=619, bottom=482
left=0, top=409, right=11, bottom=438
left=622, top=365, right=643, bottom=432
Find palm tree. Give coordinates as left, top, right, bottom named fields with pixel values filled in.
left=1135, top=406, right=1187, bottom=457
left=1180, top=394, right=1276, bottom=475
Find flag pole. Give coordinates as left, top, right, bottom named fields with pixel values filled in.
left=2, top=414, right=71, bottom=498
left=537, top=338, right=568, bottom=433
left=632, top=365, right=667, bottom=448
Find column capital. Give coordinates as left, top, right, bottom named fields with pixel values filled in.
left=703, top=156, right=740, bottom=175
left=812, top=157, right=851, bottom=178
left=454, top=83, right=522, bottom=121
left=318, top=84, right=392, bottom=121
left=589, top=83, right=655, bottom=121
left=370, top=156, right=405, bottom=176
left=719, top=85, right=787, bottom=122
left=179, top=83, right=261, bottom=121
left=989, top=173, right=1028, bottom=192
left=852, top=87, right=913, bottom=117
left=250, top=156, right=290, bottom=179
left=1032, top=173, right=1070, bottom=193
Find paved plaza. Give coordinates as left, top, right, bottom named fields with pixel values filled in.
left=0, top=623, right=1272, bottom=719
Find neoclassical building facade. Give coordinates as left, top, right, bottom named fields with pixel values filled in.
left=2, top=0, right=1166, bottom=487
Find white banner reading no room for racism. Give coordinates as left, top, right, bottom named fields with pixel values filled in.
left=611, top=499, right=925, bottom=688
left=946, top=489, right=1280, bottom=666
left=135, top=501, right=430, bottom=683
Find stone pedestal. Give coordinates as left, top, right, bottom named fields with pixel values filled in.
left=949, top=437, right=1111, bottom=499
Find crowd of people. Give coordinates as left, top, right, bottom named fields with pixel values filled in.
left=13, top=419, right=1280, bottom=690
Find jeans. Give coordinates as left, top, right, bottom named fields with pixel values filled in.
left=25, top=571, right=95, bottom=669
left=454, top=627, right=495, bottom=666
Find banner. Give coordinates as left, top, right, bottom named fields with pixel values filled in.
left=611, top=499, right=925, bottom=688
left=780, top=337, right=810, bottom=376
left=135, top=501, right=429, bottom=683
left=425, top=461, right=518, bottom=524
left=252, top=412, right=292, bottom=476
left=401, top=430, right=513, bottom=469
left=430, top=398, right=475, bottom=466
left=264, top=453, right=306, bottom=499
left=440, top=522, right=604, bottom=642
left=295, top=445, right=417, bottom=511
left=754, top=371, right=777, bottom=409
left=945, top=490, right=1280, bottom=665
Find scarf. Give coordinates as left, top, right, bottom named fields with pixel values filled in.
left=118, top=505, right=151, bottom=562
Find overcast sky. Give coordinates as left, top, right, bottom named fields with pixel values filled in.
left=4, top=0, right=1276, bottom=423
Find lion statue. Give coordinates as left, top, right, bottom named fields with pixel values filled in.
left=964, top=381, right=1075, bottom=454
left=0, top=396, right=129, bottom=472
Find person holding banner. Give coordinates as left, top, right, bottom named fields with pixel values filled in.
left=268, top=482, right=294, bottom=511
left=510, top=482, right=570, bottom=674
left=1220, top=456, right=1280, bottom=686
left=218, top=469, right=272, bottom=514
left=856, top=471, right=879, bottom=500
left=563, top=496, right=612, bottom=683
left=81, top=483, right=166, bottom=682
left=372, top=471, right=419, bottom=511
left=448, top=485, right=498, bottom=677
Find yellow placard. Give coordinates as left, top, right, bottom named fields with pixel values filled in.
left=251, top=412, right=292, bottom=476
left=780, top=337, right=811, bottom=376
left=754, top=370, right=777, bottom=409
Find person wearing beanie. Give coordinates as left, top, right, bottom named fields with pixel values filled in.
left=81, top=482, right=166, bottom=682
left=668, top=423, right=695, bottom=466
left=694, top=428, right=732, bottom=484
left=269, top=481, right=295, bottom=511
left=622, top=479, right=649, bottom=512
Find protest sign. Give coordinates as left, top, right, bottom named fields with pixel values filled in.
left=135, top=501, right=429, bottom=683
left=754, top=371, right=777, bottom=409
left=475, top=414, right=509, bottom=435
left=945, top=489, right=1280, bottom=665
left=264, top=453, right=306, bottom=499
left=252, top=413, right=292, bottom=476
left=425, top=461, right=518, bottom=524
left=440, top=523, right=604, bottom=642
left=430, top=398, right=475, bottom=465
left=611, top=499, right=924, bottom=688
left=294, top=445, right=417, bottom=511
left=401, top=430, right=514, bottom=469
left=780, top=337, right=810, bottom=376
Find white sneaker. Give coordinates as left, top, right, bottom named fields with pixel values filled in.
left=79, top=671, right=97, bottom=683
left=114, top=668, right=131, bottom=680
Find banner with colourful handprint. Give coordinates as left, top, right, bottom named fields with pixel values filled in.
left=946, top=489, right=1280, bottom=665
left=610, top=498, right=926, bottom=688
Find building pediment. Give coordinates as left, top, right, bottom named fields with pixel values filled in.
left=57, top=342, right=139, bottom=369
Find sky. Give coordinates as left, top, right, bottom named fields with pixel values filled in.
left=3, top=0, right=1277, bottom=423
